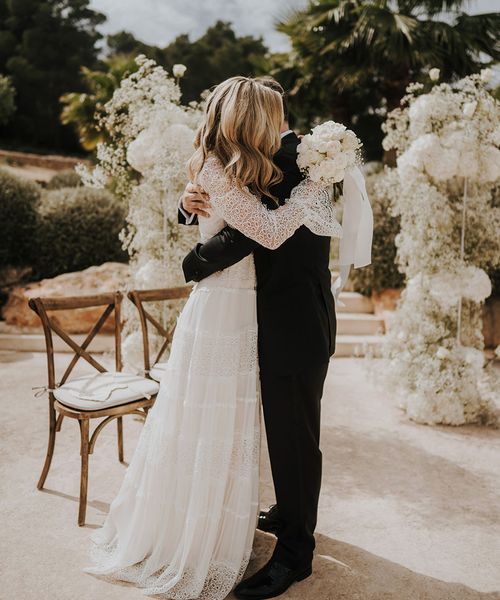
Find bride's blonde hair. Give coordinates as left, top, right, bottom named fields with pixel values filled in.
left=188, top=76, right=284, bottom=199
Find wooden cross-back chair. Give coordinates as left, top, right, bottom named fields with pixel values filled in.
left=127, top=285, right=192, bottom=382
left=28, top=291, right=159, bottom=526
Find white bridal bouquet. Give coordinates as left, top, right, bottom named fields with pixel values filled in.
left=297, top=120, right=372, bottom=305
left=297, top=120, right=362, bottom=184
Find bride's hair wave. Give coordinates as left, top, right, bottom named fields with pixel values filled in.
left=188, top=76, right=284, bottom=200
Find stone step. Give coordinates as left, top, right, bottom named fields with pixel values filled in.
left=337, top=313, right=385, bottom=336
left=1, top=332, right=385, bottom=358
left=337, top=292, right=374, bottom=314
left=335, top=334, right=384, bottom=357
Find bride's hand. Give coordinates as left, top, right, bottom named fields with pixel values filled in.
left=182, top=182, right=212, bottom=218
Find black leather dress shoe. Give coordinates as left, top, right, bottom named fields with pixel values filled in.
left=234, top=558, right=312, bottom=599
left=257, top=504, right=282, bottom=535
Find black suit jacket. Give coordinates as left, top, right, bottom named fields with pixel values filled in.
left=182, top=132, right=336, bottom=376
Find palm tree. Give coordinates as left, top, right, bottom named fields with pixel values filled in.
left=60, top=55, right=137, bottom=151
left=277, top=0, right=500, bottom=159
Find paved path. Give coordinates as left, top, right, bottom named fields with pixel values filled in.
left=1, top=351, right=499, bottom=599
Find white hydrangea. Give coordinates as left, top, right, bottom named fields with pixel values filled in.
left=427, top=267, right=492, bottom=309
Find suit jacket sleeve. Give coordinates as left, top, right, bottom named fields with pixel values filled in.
left=177, top=195, right=199, bottom=226
left=182, top=227, right=258, bottom=282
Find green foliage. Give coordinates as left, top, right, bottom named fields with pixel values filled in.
left=60, top=21, right=271, bottom=153
left=0, top=167, right=40, bottom=268
left=0, top=74, right=15, bottom=125
left=60, top=55, right=138, bottom=151
left=33, top=186, right=128, bottom=278
left=350, top=168, right=405, bottom=295
left=46, top=168, right=82, bottom=190
left=277, top=0, right=500, bottom=159
left=108, top=21, right=271, bottom=104
left=0, top=0, right=105, bottom=151
left=107, top=30, right=164, bottom=64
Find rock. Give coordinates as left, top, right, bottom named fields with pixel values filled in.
left=2, top=262, right=130, bottom=334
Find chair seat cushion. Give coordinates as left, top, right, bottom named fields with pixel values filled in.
left=53, top=371, right=159, bottom=411
left=149, top=361, right=169, bottom=382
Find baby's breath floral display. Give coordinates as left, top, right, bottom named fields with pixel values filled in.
left=380, top=70, right=500, bottom=425
left=78, top=56, right=202, bottom=369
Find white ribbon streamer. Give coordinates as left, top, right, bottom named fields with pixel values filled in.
left=332, top=166, right=374, bottom=306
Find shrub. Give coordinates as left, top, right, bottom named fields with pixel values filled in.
left=34, top=187, right=128, bottom=279
left=350, top=168, right=405, bottom=296
left=0, top=168, right=40, bottom=269
left=46, top=169, right=82, bottom=190
left=0, top=75, right=16, bottom=126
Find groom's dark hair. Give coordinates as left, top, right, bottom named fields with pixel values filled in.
left=255, top=76, right=289, bottom=122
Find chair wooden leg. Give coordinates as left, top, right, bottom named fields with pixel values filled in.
left=78, top=418, right=90, bottom=527
left=37, top=402, right=57, bottom=490
left=117, top=416, right=124, bottom=462
left=55, top=414, right=64, bottom=432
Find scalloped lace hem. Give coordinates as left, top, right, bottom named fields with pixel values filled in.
left=84, top=539, right=252, bottom=599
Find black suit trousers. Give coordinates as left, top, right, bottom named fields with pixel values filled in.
left=260, top=360, right=330, bottom=569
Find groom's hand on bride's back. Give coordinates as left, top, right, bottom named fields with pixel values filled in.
left=182, top=183, right=212, bottom=219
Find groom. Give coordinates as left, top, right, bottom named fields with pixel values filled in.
left=179, top=77, right=336, bottom=599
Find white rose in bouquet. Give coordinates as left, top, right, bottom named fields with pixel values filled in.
left=297, top=120, right=362, bottom=185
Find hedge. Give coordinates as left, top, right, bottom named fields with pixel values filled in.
left=33, top=186, right=128, bottom=279
left=0, top=168, right=40, bottom=269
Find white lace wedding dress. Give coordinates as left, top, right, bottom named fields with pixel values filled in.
left=83, top=155, right=341, bottom=599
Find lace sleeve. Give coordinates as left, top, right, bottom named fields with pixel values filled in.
left=198, top=156, right=342, bottom=249
left=290, top=178, right=343, bottom=239
left=197, top=156, right=306, bottom=250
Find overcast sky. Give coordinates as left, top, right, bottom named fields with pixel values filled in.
left=88, top=0, right=499, bottom=52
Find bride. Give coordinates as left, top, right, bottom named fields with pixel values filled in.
left=84, top=76, right=338, bottom=599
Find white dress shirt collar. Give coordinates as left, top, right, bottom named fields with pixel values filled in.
left=280, top=129, right=293, bottom=139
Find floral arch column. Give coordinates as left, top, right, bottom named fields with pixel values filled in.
left=80, top=56, right=202, bottom=369
left=379, top=70, right=500, bottom=425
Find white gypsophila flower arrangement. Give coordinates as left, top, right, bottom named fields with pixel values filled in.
left=79, top=56, right=202, bottom=370
left=375, top=69, right=500, bottom=425
left=297, top=120, right=362, bottom=184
